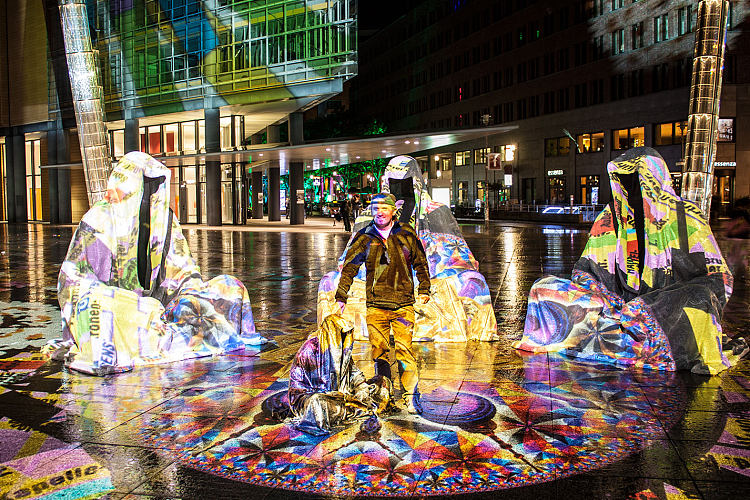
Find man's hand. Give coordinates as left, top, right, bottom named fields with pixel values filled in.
left=416, top=294, right=430, bottom=305
left=336, top=301, right=346, bottom=314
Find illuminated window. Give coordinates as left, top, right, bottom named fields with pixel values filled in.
left=0, top=142, right=5, bottom=221
left=654, top=121, right=687, bottom=146
left=474, top=147, right=490, bottom=164
left=457, top=181, right=468, bottom=204
left=455, top=150, right=471, bottom=166
left=163, top=124, right=178, bottom=154
left=576, top=132, right=605, bottom=153
left=181, top=121, right=196, bottom=153
left=579, top=175, right=600, bottom=204
left=111, top=130, right=125, bottom=158
left=25, top=139, right=42, bottom=221
left=545, top=137, right=571, bottom=157
left=612, top=126, right=645, bottom=150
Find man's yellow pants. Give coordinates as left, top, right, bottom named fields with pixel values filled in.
left=366, top=306, right=418, bottom=395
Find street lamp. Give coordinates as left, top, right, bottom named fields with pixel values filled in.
left=481, top=113, right=491, bottom=227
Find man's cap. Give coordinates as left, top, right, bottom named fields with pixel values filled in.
left=371, top=193, right=397, bottom=208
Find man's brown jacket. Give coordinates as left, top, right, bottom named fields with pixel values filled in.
left=335, top=221, right=430, bottom=310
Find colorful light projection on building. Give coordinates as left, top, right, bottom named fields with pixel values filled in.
left=88, top=0, right=357, bottom=117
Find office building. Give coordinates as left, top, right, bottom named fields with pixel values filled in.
left=0, top=0, right=357, bottom=224
left=354, top=0, right=749, bottom=213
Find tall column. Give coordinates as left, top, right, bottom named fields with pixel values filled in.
left=57, top=129, right=72, bottom=224
left=204, top=108, right=221, bottom=226
left=289, top=161, right=304, bottom=225
left=125, top=118, right=139, bottom=153
left=47, top=126, right=60, bottom=224
left=288, top=112, right=304, bottom=146
left=58, top=0, right=110, bottom=204
left=11, top=133, right=27, bottom=222
left=266, top=125, right=281, bottom=144
left=231, top=164, right=238, bottom=225
left=251, top=169, right=263, bottom=219
left=239, top=166, right=247, bottom=225
left=4, top=134, right=15, bottom=222
left=268, top=163, right=280, bottom=221
left=681, top=0, right=730, bottom=218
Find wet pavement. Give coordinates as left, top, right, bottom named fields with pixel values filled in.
left=1, top=221, right=750, bottom=499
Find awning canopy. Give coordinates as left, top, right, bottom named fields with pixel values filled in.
left=40, top=125, right=517, bottom=172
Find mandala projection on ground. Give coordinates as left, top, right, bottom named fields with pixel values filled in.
left=132, top=351, right=685, bottom=496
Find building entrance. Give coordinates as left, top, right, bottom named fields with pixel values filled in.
left=548, top=176, right=566, bottom=205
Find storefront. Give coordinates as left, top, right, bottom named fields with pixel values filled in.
left=579, top=175, right=600, bottom=205
left=547, top=170, right=566, bottom=205
left=714, top=162, right=736, bottom=217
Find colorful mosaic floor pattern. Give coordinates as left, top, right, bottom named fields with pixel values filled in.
left=129, top=349, right=685, bottom=496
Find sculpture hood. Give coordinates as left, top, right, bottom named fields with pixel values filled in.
left=582, top=146, right=731, bottom=300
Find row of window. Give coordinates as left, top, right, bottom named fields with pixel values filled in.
left=545, top=119, right=735, bottom=157
left=360, top=2, right=742, bottom=106
left=374, top=45, right=737, bottom=118
left=419, top=1, right=737, bottom=59
left=413, top=52, right=735, bottom=128
left=97, top=1, right=352, bottom=35
left=96, top=2, right=356, bottom=101
left=108, top=116, right=246, bottom=159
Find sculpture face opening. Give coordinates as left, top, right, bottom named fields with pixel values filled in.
left=388, top=177, right=415, bottom=223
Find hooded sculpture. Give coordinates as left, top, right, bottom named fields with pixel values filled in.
left=318, top=155, right=497, bottom=342
left=289, top=315, right=392, bottom=435
left=516, top=147, right=744, bottom=375
left=49, top=152, right=264, bottom=375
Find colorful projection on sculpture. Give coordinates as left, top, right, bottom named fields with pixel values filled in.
left=88, top=0, right=357, bottom=116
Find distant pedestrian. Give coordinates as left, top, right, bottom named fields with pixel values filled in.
left=340, top=197, right=352, bottom=232
left=352, top=194, right=361, bottom=220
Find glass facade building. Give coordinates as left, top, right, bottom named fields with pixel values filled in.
left=1, top=0, right=357, bottom=224
left=91, top=0, right=357, bottom=118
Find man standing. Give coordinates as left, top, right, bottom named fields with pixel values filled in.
left=335, top=193, right=431, bottom=413
left=340, top=196, right=352, bottom=232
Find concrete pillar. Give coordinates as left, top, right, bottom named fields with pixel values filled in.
left=125, top=118, right=139, bottom=153
left=11, top=133, right=27, bottom=222
left=239, top=166, right=248, bottom=225
left=266, top=124, right=281, bottom=144
left=251, top=169, right=263, bottom=219
left=250, top=132, right=263, bottom=145
left=289, top=161, right=304, bottom=225
left=268, top=163, right=280, bottom=221
left=47, top=126, right=60, bottom=224
left=288, top=112, right=304, bottom=146
left=57, top=129, right=72, bottom=224
left=4, top=134, right=15, bottom=222
left=204, top=108, right=221, bottom=226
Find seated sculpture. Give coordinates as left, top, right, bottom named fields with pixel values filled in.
left=318, top=155, right=498, bottom=342
left=516, top=147, right=746, bottom=375
left=288, top=315, right=392, bottom=435
left=48, top=152, right=264, bottom=375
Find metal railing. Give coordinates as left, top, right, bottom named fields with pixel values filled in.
left=453, top=203, right=605, bottom=222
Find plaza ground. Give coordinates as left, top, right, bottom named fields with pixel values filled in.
left=0, top=220, right=749, bottom=499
